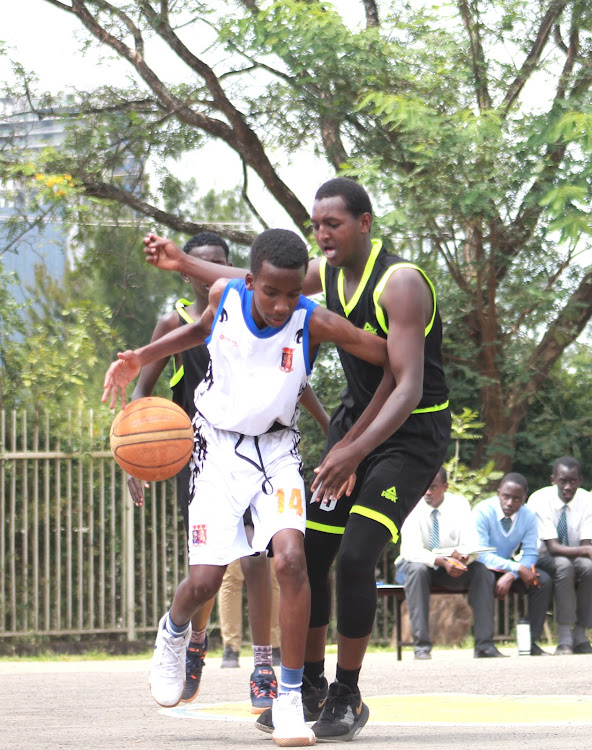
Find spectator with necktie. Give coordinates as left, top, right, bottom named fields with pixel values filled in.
left=527, top=456, right=592, bottom=655
left=473, top=473, right=552, bottom=655
left=395, top=466, right=502, bottom=659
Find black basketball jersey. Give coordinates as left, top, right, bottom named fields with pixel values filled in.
left=320, top=239, right=448, bottom=420
left=169, top=299, right=210, bottom=419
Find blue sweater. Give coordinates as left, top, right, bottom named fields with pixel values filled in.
left=473, top=496, right=539, bottom=577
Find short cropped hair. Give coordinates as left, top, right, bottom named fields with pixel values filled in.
left=499, top=472, right=528, bottom=494
left=182, top=232, right=230, bottom=260
left=552, top=456, right=582, bottom=477
left=436, top=466, right=447, bottom=483
left=250, top=229, right=309, bottom=277
left=314, top=177, right=373, bottom=218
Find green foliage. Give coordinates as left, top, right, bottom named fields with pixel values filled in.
left=3, top=0, right=592, bottom=472
left=0, top=265, right=27, bottom=410
left=513, top=342, right=592, bottom=492
left=446, top=409, right=503, bottom=504
left=2, top=266, right=116, bottom=432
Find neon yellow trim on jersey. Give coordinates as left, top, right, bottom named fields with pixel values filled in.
left=169, top=366, right=185, bottom=388
left=319, top=257, right=327, bottom=294
left=169, top=299, right=196, bottom=387
left=175, top=298, right=195, bottom=325
left=373, top=263, right=437, bottom=336
left=306, top=520, right=346, bottom=535
left=337, top=239, right=383, bottom=317
left=412, top=399, right=449, bottom=414
left=350, top=505, right=399, bottom=543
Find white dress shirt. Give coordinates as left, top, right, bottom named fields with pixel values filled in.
left=527, top=485, right=592, bottom=553
left=398, top=492, right=478, bottom=568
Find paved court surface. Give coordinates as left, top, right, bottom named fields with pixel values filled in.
left=2, top=646, right=592, bottom=749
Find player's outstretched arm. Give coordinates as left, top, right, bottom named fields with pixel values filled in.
left=102, top=281, right=224, bottom=411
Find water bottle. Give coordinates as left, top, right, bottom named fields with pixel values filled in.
left=516, top=620, right=531, bottom=655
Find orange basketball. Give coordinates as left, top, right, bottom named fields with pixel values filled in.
left=110, top=397, right=194, bottom=481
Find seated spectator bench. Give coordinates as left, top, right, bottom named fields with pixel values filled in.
left=376, top=583, right=468, bottom=660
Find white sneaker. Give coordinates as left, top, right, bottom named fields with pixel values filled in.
left=149, top=613, right=191, bottom=707
left=272, top=691, right=316, bottom=747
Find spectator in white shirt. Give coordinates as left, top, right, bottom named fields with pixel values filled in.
left=395, top=467, right=501, bottom=659
left=527, top=456, right=592, bottom=655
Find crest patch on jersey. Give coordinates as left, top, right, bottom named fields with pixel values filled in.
left=280, top=347, right=294, bottom=372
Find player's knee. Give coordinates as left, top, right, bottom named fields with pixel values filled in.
left=273, top=545, right=307, bottom=588
left=185, top=567, right=224, bottom=603
left=336, top=544, right=374, bottom=581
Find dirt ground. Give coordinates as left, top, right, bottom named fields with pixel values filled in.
left=2, top=647, right=591, bottom=750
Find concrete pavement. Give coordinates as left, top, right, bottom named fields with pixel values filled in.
left=1, top=647, right=591, bottom=749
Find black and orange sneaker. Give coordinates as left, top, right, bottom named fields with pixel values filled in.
left=181, top=634, right=207, bottom=703
left=312, top=681, right=369, bottom=741
left=249, top=665, right=278, bottom=714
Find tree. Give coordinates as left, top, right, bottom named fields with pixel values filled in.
left=3, top=0, right=592, bottom=470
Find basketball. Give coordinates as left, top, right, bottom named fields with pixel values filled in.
left=110, top=397, right=194, bottom=481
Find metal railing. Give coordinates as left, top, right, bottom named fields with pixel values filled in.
left=1, top=408, right=527, bottom=647
left=0, top=409, right=185, bottom=641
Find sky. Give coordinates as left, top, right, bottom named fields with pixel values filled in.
left=0, top=0, right=347, bottom=232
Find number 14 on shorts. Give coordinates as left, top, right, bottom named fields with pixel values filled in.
left=276, top=488, right=303, bottom=516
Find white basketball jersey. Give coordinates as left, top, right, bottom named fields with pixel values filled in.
left=194, top=279, right=318, bottom=436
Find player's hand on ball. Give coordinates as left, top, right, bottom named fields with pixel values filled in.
left=127, top=474, right=149, bottom=507
left=102, top=351, right=141, bottom=410
left=143, top=233, right=183, bottom=272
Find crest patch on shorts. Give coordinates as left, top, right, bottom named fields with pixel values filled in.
left=192, top=524, right=207, bottom=545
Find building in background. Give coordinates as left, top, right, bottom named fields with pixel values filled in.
left=0, top=99, right=69, bottom=308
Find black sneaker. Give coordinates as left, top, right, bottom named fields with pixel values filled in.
left=181, top=634, right=207, bottom=703
left=250, top=665, right=278, bottom=714
left=312, top=681, right=369, bottom=742
left=255, top=674, right=328, bottom=733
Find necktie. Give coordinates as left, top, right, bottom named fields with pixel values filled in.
left=501, top=517, right=512, bottom=532
left=557, top=504, right=569, bottom=545
left=429, top=508, right=440, bottom=550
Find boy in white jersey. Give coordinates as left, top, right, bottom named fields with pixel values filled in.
left=103, top=228, right=388, bottom=747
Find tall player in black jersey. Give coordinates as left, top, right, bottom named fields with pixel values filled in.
left=141, top=178, right=451, bottom=742
left=299, top=179, right=450, bottom=741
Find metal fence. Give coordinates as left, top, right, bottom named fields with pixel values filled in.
left=0, top=409, right=185, bottom=642
left=1, top=409, right=527, bottom=648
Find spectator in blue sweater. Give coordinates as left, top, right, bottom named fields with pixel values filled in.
left=473, top=472, right=552, bottom=656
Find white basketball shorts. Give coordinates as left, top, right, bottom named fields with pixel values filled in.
left=186, top=414, right=307, bottom=566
